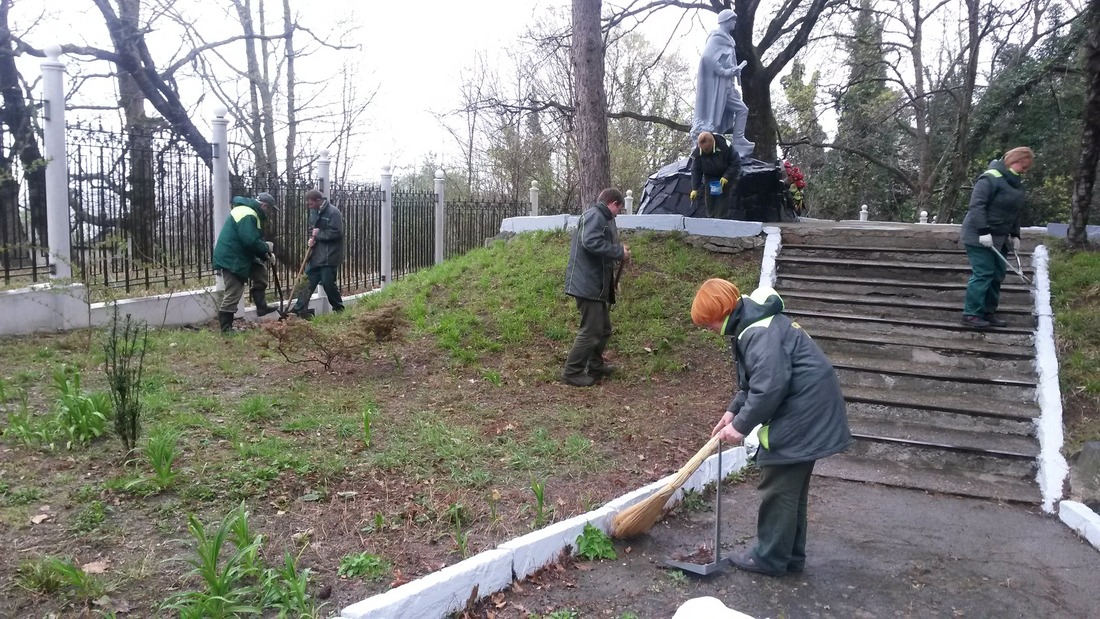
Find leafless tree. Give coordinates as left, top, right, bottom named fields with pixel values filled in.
left=574, top=0, right=612, bottom=201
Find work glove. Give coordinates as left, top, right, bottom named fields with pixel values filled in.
left=721, top=177, right=729, bottom=188
left=1011, top=237, right=1021, bottom=252
left=978, top=233, right=994, bottom=248
left=690, top=190, right=698, bottom=201
left=266, top=241, right=274, bottom=253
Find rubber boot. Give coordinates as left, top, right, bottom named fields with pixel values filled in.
left=218, top=311, right=236, bottom=334
left=251, top=288, right=277, bottom=317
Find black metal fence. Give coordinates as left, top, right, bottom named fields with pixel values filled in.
left=0, top=100, right=48, bottom=286
left=67, top=124, right=214, bottom=293
left=12, top=120, right=531, bottom=297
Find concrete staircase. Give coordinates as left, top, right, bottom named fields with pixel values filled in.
left=775, top=224, right=1041, bottom=503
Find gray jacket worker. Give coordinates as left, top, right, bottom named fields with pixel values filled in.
left=561, top=188, right=630, bottom=387
left=291, top=189, right=345, bottom=316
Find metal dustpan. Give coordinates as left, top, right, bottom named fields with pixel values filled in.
left=991, top=247, right=1031, bottom=285
left=663, top=443, right=728, bottom=575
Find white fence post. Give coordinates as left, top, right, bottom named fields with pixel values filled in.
left=859, top=204, right=869, bottom=221
left=434, top=169, right=445, bottom=264
left=318, top=149, right=331, bottom=195
left=529, top=180, right=539, bottom=216
left=211, top=105, right=230, bottom=291
left=41, top=45, right=71, bottom=279
left=625, top=189, right=634, bottom=215
left=380, top=166, right=393, bottom=288
left=919, top=210, right=928, bottom=224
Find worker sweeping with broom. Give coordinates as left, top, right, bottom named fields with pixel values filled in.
left=690, top=279, right=851, bottom=577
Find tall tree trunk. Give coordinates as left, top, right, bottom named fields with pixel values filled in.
left=232, top=0, right=270, bottom=178
left=118, top=0, right=156, bottom=262
left=283, top=0, right=296, bottom=183
left=0, top=0, right=47, bottom=261
left=1069, top=0, right=1100, bottom=247
left=257, top=0, right=278, bottom=180
left=572, top=0, right=611, bottom=204
left=936, top=0, right=981, bottom=223
left=91, top=0, right=213, bottom=168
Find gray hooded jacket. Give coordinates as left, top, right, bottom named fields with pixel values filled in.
left=959, top=159, right=1025, bottom=248
left=724, top=287, right=852, bottom=465
left=564, top=202, right=625, bottom=303
left=306, top=200, right=344, bottom=268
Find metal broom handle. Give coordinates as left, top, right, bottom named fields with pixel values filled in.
left=715, top=441, right=722, bottom=562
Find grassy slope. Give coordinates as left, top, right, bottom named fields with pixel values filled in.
left=1048, top=245, right=1100, bottom=455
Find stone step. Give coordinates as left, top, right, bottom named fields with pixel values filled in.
left=780, top=223, right=1043, bottom=252
left=783, top=292, right=1035, bottom=328
left=848, top=416, right=1039, bottom=458
left=837, top=366, right=1035, bottom=404
left=777, top=256, right=1034, bottom=284
left=825, top=348, right=1033, bottom=383
left=781, top=244, right=1034, bottom=267
left=815, top=452, right=1041, bottom=504
left=789, top=311, right=1034, bottom=348
left=846, top=400, right=1035, bottom=438
left=775, top=273, right=1033, bottom=306
left=842, top=384, right=1038, bottom=422
left=842, top=437, right=1034, bottom=479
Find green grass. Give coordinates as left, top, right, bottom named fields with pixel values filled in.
left=1049, top=245, right=1100, bottom=454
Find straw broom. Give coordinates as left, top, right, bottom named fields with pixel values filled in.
left=612, top=435, right=722, bottom=539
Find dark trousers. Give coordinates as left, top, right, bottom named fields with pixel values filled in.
left=701, top=184, right=732, bottom=219
left=963, top=244, right=1007, bottom=317
left=219, top=264, right=269, bottom=313
left=292, top=265, right=344, bottom=312
left=563, top=297, right=611, bottom=376
left=752, top=460, right=816, bottom=572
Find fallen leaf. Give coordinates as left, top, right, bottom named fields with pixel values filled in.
left=336, top=491, right=358, bottom=499
left=299, top=492, right=322, bottom=502
left=575, top=563, right=593, bottom=571
left=31, top=514, right=51, bottom=524
left=82, top=560, right=110, bottom=574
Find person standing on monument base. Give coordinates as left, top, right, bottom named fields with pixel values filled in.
left=562, top=188, right=631, bottom=388
left=690, top=131, right=741, bottom=219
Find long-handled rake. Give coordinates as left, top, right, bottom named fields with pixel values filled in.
left=991, top=246, right=1031, bottom=285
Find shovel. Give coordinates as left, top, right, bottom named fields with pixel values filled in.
left=268, top=261, right=290, bottom=320
left=991, top=246, right=1031, bottom=285
left=662, top=443, right=728, bottom=576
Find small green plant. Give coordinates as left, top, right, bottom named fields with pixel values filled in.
left=53, top=365, right=111, bottom=448
left=666, top=569, right=690, bottom=587
left=15, top=556, right=108, bottom=601
left=337, top=552, right=391, bottom=581
left=239, top=395, right=277, bottom=421
left=163, top=504, right=263, bottom=617
left=530, top=478, right=553, bottom=528
left=575, top=523, right=616, bottom=561
left=104, top=308, right=149, bottom=453
left=15, top=556, right=67, bottom=594
left=361, top=400, right=377, bottom=448
left=618, top=612, right=640, bottom=619
left=145, top=428, right=181, bottom=489
left=260, top=551, right=325, bottom=617
left=5, top=485, right=41, bottom=506
left=542, top=611, right=579, bottom=619
left=72, top=500, right=107, bottom=533
left=680, top=488, right=708, bottom=512
left=482, top=369, right=503, bottom=386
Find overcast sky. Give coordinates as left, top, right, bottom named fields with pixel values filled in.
left=15, top=1, right=724, bottom=180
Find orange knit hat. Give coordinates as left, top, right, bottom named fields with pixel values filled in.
left=691, top=279, right=741, bottom=326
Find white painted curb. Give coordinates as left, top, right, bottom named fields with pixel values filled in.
left=340, top=445, right=750, bottom=619
left=1030, top=246, right=1069, bottom=514
left=1058, top=501, right=1100, bottom=550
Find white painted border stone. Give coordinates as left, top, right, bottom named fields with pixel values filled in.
left=1030, top=246, right=1069, bottom=513
left=0, top=283, right=90, bottom=334
left=500, top=214, right=570, bottom=233
left=500, top=507, right=614, bottom=580
left=340, top=548, right=515, bottom=619
left=1058, top=501, right=1100, bottom=550
left=683, top=219, right=762, bottom=238
left=758, top=226, right=782, bottom=290
left=615, top=214, right=686, bottom=231
left=339, top=446, right=751, bottom=619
